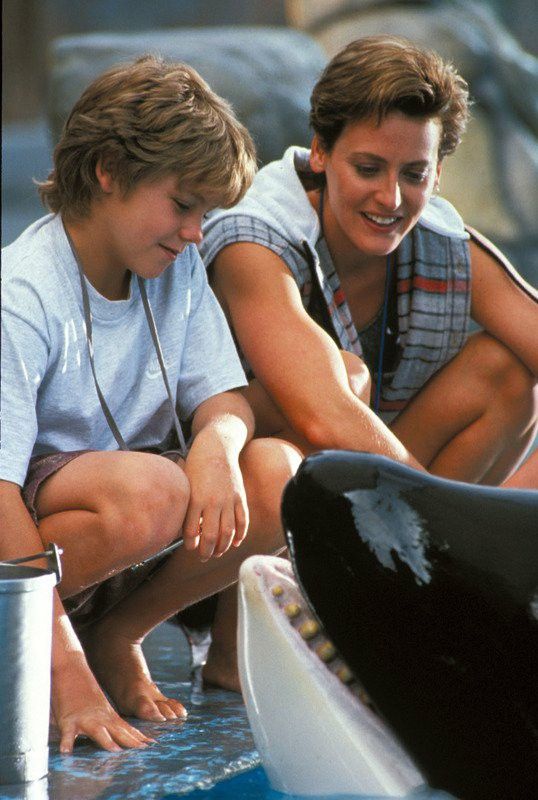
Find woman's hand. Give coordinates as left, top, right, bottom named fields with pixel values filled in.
left=182, top=427, right=249, bottom=560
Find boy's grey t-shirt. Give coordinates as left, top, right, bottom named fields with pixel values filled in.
left=1, top=213, right=247, bottom=487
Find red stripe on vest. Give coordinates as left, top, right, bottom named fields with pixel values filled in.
left=398, top=276, right=468, bottom=294
left=333, top=287, right=346, bottom=306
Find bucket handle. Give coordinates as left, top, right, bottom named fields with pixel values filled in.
left=1, top=543, right=63, bottom=584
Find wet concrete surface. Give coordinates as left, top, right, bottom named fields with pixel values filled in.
left=0, top=622, right=259, bottom=800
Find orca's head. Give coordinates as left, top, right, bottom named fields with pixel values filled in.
left=239, top=451, right=538, bottom=800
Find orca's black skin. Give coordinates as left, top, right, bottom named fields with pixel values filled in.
left=282, top=451, right=538, bottom=800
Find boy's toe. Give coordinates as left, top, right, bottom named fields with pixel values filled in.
left=133, top=697, right=166, bottom=722
left=156, top=698, right=187, bottom=720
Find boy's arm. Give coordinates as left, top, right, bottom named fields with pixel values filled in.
left=182, top=389, right=254, bottom=561
left=0, top=480, right=152, bottom=753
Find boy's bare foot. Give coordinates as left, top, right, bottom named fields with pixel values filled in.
left=201, top=639, right=241, bottom=693
left=82, top=624, right=187, bottom=722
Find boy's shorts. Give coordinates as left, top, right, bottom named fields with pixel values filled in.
left=22, top=448, right=184, bottom=631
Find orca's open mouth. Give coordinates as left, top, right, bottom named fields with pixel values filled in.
left=238, top=554, right=423, bottom=798
left=263, top=558, right=374, bottom=710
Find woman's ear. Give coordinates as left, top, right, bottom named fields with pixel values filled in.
left=95, top=157, right=116, bottom=193
left=309, top=135, right=327, bottom=174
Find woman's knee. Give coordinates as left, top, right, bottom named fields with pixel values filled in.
left=100, top=454, right=189, bottom=558
left=340, top=350, right=371, bottom=404
left=466, top=332, right=537, bottom=416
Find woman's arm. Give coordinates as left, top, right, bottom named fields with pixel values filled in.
left=469, top=235, right=538, bottom=377
left=211, top=242, right=425, bottom=470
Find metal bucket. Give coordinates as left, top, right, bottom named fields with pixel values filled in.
left=0, top=546, right=62, bottom=785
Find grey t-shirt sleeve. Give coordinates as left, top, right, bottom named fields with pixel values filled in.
left=0, top=279, right=50, bottom=485
left=176, top=249, right=247, bottom=419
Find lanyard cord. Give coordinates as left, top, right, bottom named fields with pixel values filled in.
left=373, top=255, right=392, bottom=414
left=64, top=226, right=188, bottom=457
left=318, top=189, right=392, bottom=415
left=137, top=277, right=188, bottom=456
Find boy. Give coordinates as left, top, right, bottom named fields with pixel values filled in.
left=1, top=56, right=301, bottom=753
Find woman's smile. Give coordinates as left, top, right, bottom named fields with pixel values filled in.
left=360, top=211, right=403, bottom=232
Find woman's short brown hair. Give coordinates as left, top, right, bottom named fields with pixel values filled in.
left=310, top=35, right=470, bottom=158
left=38, top=55, right=257, bottom=219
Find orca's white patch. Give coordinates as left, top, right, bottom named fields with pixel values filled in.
left=345, top=481, right=432, bottom=585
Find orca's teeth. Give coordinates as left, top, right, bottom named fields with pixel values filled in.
left=299, top=619, right=320, bottom=639
left=358, top=687, right=376, bottom=710
left=270, top=580, right=372, bottom=704
left=284, top=602, right=301, bottom=619
left=316, top=641, right=337, bottom=662
left=336, top=665, right=354, bottom=684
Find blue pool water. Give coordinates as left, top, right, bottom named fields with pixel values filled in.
left=178, top=767, right=352, bottom=799
left=179, top=766, right=454, bottom=800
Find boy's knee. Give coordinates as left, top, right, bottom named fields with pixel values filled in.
left=240, top=438, right=301, bottom=529
left=101, top=455, right=189, bottom=558
left=241, top=437, right=301, bottom=486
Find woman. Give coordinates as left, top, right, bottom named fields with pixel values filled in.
left=201, top=35, right=537, bottom=485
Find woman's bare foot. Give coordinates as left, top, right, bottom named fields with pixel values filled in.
left=201, top=638, right=241, bottom=693
left=81, top=623, right=187, bottom=722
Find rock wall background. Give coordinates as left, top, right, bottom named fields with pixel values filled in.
left=3, top=0, right=537, bottom=286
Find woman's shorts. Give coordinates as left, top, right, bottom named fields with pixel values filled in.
left=22, top=448, right=184, bottom=631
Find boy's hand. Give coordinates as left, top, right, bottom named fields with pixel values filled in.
left=182, top=427, right=249, bottom=561
left=52, top=653, right=154, bottom=753
left=0, top=489, right=153, bottom=755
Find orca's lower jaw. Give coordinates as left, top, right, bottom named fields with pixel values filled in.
left=237, top=555, right=424, bottom=797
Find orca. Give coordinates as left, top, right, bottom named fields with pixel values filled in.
left=238, top=451, right=538, bottom=799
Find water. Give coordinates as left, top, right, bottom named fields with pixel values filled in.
left=183, top=767, right=350, bottom=798
left=183, top=766, right=455, bottom=800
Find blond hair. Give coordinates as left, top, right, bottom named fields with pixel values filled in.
left=310, top=35, right=470, bottom=158
left=39, top=55, right=257, bottom=219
